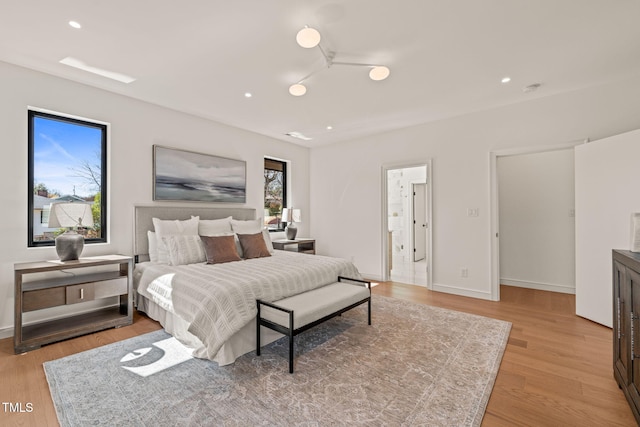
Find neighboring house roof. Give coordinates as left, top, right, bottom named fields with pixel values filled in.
left=55, top=195, right=87, bottom=203
left=32, top=194, right=52, bottom=210
left=33, top=194, right=91, bottom=210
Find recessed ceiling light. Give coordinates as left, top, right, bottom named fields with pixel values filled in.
left=69, top=21, right=82, bottom=29
left=326, top=125, right=333, bottom=130
left=244, top=92, right=252, bottom=98
left=501, top=76, right=511, bottom=83
left=59, top=57, right=136, bottom=83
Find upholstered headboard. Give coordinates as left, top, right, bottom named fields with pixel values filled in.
left=133, top=205, right=256, bottom=262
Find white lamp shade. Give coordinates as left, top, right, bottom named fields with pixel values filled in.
left=282, top=208, right=301, bottom=223
left=289, top=83, right=307, bottom=96
left=296, top=27, right=321, bottom=48
left=369, top=66, right=390, bottom=81
left=48, top=202, right=94, bottom=228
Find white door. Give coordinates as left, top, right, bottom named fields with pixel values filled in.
left=413, top=183, right=427, bottom=262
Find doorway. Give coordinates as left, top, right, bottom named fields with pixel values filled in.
left=490, top=142, right=581, bottom=301
left=383, top=163, right=431, bottom=288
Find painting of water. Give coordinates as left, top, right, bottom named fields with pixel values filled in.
left=153, top=146, right=246, bottom=203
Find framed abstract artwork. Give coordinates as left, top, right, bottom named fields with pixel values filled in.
left=153, top=145, right=246, bottom=203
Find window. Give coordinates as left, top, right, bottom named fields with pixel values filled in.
left=28, top=110, right=107, bottom=247
left=264, top=158, right=287, bottom=230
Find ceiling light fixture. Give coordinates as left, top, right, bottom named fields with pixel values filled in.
left=289, top=27, right=390, bottom=96
left=296, top=26, right=321, bottom=49
left=501, top=76, right=511, bottom=83
left=288, top=83, right=307, bottom=96
left=69, top=20, right=82, bottom=29
left=244, top=92, right=252, bottom=98
left=369, top=66, right=390, bottom=81
left=59, top=57, right=136, bottom=83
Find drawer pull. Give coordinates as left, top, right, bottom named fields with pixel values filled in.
left=80, top=288, right=84, bottom=299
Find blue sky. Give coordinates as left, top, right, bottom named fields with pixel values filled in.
left=33, top=116, right=102, bottom=198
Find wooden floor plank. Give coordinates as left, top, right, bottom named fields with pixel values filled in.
left=0, top=283, right=635, bottom=426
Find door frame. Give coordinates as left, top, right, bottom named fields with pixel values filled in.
left=412, top=182, right=427, bottom=262
left=381, top=160, right=432, bottom=288
left=489, top=140, right=584, bottom=301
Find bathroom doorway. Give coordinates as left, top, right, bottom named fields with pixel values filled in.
left=383, top=163, right=431, bottom=287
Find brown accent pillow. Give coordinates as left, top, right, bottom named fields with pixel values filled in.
left=200, top=235, right=242, bottom=264
left=237, top=233, right=272, bottom=259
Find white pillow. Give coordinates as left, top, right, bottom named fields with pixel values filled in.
left=162, top=235, right=206, bottom=266
left=230, top=218, right=262, bottom=234
left=152, top=216, right=200, bottom=264
left=197, top=216, right=233, bottom=236
left=262, top=229, right=275, bottom=254
left=230, top=218, right=274, bottom=255
left=148, top=231, right=158, bottom=262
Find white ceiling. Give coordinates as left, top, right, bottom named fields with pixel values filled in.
left=2, top=0, right=640, bottom=147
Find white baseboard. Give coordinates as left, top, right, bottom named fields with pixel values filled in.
left=360, top=272, right=383, bottom=282
left=432, top=283, right=493, bottom=300
left=0, top=326, right=12, bottom=340
left=501, top=278, right=575, bottom=294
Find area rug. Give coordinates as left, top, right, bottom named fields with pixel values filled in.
left=44, top=295, right=511, bottom=426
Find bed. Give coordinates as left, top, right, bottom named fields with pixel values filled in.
left=132, top=205, right=361, bottom=365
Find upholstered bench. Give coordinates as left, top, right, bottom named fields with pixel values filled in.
left=256, top=276, right=372, bottom=373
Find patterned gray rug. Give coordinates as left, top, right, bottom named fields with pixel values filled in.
left=44, top=295, right=510, bottom=426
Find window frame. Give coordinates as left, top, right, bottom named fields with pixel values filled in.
left=264, top=158, right=287, bottom=232
left=27, top=109, right=108, bottom=247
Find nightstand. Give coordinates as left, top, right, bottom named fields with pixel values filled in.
left=272, top=238, right=315, bottom=254
left=14, top=255, right=133, bottom=353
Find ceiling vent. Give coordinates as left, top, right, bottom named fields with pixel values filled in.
left=285, top=131, right=312, bottom=141
left=523, top=83, right=542, bottom=93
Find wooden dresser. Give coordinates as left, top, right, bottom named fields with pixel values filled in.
left=14, top=255, right=133, bottom=353
left=613, top=249, right=640, bottom=424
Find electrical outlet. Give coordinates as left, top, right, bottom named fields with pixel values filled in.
left=467, top=208, right=479, bottom=217
left=461, top=268, right=468, bottom=278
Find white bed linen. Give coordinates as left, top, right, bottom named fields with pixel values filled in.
left=136, top=292, right=284, bottom=365
left=134, top=251, right=361, bottom=364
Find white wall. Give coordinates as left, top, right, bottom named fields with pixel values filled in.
left=498, top=149, right=575, bottom=294
left=310, top=74, right=640, bottom=300
left=575, top=129, right=640, bottom=327
left=0, top=61, right=310, bottom=336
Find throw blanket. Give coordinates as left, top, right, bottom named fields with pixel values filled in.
left=135, top=251, right=361, bottom=360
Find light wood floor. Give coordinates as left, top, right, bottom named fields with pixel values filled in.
left=0, top=283, right=636, bottom=426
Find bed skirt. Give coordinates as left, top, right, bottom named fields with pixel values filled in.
left=136, top=295, right=283, bottom=366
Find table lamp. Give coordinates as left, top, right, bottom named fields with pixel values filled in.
left=282, top=208, right=301, bottom=240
